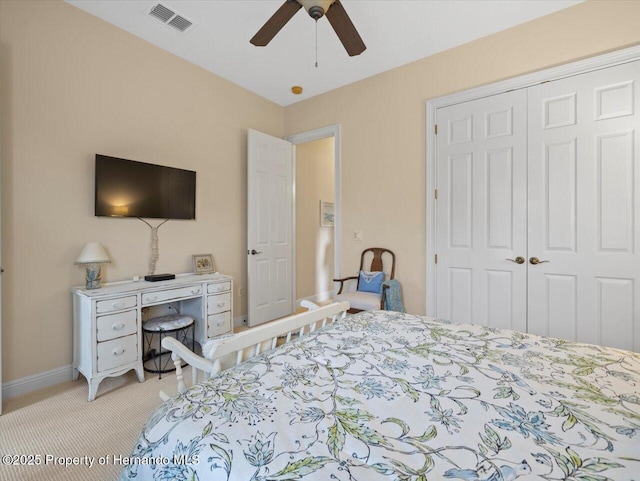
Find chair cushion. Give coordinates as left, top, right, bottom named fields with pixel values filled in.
left=143, top=314, right=194, bottom=332
left=357, top=270, right=385, bottom=293
left=335, top=291, right=381, bottom=311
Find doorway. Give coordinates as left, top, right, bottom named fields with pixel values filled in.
left=287, top=125, right=342, bottom=306
left=295, top=137, right=335, bottom=305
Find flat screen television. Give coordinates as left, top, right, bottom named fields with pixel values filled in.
left=95, top=154, right=196, bottom=219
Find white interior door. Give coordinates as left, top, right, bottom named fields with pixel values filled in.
left=527, top=60, right=640, bottom=351
left=435, top=60, right=640, bottom=351
left=247, top=129, right=294, bottom=327
left=436, top=90, right=528, bottom=331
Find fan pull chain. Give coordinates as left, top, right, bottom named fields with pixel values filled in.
left=315, top=19, right=318, bottom=68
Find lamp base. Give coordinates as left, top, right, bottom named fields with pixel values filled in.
left=85, top=265, right=103, bottom=289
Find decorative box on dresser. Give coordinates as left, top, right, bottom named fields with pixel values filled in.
left=72, top=273, right=234, bottom=401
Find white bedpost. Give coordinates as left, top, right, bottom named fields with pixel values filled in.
left=159, top=302, right=350, bottom=400
left=173, top=353, right=187, bottom=394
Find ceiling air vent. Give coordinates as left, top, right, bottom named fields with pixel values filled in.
left=148, top=3, right=195, bottom=33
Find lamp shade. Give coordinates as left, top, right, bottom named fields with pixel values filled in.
left=75, top=242, right=111, bottom=265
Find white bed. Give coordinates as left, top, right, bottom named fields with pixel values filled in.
left=121, top=303, right=640, bottom=480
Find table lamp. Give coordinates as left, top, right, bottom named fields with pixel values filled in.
left=75, top=242, right=111, bottom=289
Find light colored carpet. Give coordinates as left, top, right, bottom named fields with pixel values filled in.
left=0, top=369, right=185, bottom=481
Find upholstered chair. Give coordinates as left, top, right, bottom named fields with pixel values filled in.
left=333, top=248, right=395, bottom=313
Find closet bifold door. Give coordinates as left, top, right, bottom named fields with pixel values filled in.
left=527, top=60, right=640, bottom=351
left=435, top=90, right=528, bottom=332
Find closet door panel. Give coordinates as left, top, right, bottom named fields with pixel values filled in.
left=436, top=90, right=527, bottom=330
left=527, top=60, right=640, bottom=351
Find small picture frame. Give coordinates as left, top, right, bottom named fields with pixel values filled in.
left=320, top=201, right=334, bottom=227
left=192, top=254, right=215, bottom=275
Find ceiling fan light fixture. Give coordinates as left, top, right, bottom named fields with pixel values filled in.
left=251, top=0, right=365, bottom=57
left=300, top=0, right=334, bottom=19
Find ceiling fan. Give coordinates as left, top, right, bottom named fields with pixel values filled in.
left=250, top=0, right=366, bottom=57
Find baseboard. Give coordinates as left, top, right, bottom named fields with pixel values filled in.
left=2, top=364, right=74, bottom=400
left=234, top=314, right=248, bottom=329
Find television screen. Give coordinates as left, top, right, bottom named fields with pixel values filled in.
left=95, top=155, right=196, bottom=219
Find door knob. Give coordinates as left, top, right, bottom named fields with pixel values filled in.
left=529, top=257, right=549, bottom=265
left=506, top=256, right=525, bottom=264
left=249, top=249, right=263, bottom=255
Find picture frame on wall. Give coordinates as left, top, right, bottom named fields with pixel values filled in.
left=192, top=253, right=215, bottom=275
left=320, top=201, right=334, bottom=227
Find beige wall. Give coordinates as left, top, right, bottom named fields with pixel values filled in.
left=284, top=0, right=640, bottom=315
left=295, top=138, right=335, bottom=300
left=0, top=0, right=284, bottom=382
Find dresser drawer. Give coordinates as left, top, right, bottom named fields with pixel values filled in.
left=207, top=292, right=231, bottom=314
left=142, top=285, right=203, bottom=305
left=207, top=311, right=231, bottom=338
left=96, top=310, right=137, bottom=342
left=207, top=282, right=231, bottom=294
left=97, top=334, right=137, bottom=373
left=96, top=296, right=137, bottom=314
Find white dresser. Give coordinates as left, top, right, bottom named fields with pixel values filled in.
left=72, top=273, right=233, bottom=401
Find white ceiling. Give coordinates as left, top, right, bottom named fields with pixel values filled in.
left=65, top=0, right=583, bottom=106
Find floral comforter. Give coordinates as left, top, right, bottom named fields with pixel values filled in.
left=121, top=311, right=640, bottom=481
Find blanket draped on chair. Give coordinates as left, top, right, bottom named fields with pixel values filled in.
left=382, top=279, right=404, bottom=312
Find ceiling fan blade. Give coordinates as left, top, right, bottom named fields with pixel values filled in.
left=250, top=0, right=303, bottom=47
left=325, top=0, right=366, bottom=56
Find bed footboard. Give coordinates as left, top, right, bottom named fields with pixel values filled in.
left=161, top=301, right=350, bottom=397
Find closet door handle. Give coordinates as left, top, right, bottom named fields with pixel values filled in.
left=506, top=256, right=525, bottom=264
left=529, top=257, right=549, bottom=265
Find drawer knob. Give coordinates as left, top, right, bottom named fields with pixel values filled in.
left=148, top=295, right=157, bottom=301
left=217, top=321, right=224, bottom=326
left=191, top=288, right=201, bottom=294
left=113, top=347, right=125, bottom=356
left=217, top=302, right=225, bottom=308
left=113, top=301, right=125, bottom=309
left=112, top=322, right=125, bottom=331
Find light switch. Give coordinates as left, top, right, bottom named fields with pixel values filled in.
left=353, top=230, right=363, bottom=241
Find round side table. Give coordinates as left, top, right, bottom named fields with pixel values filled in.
left=142, top=314, right=195, bottom=379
